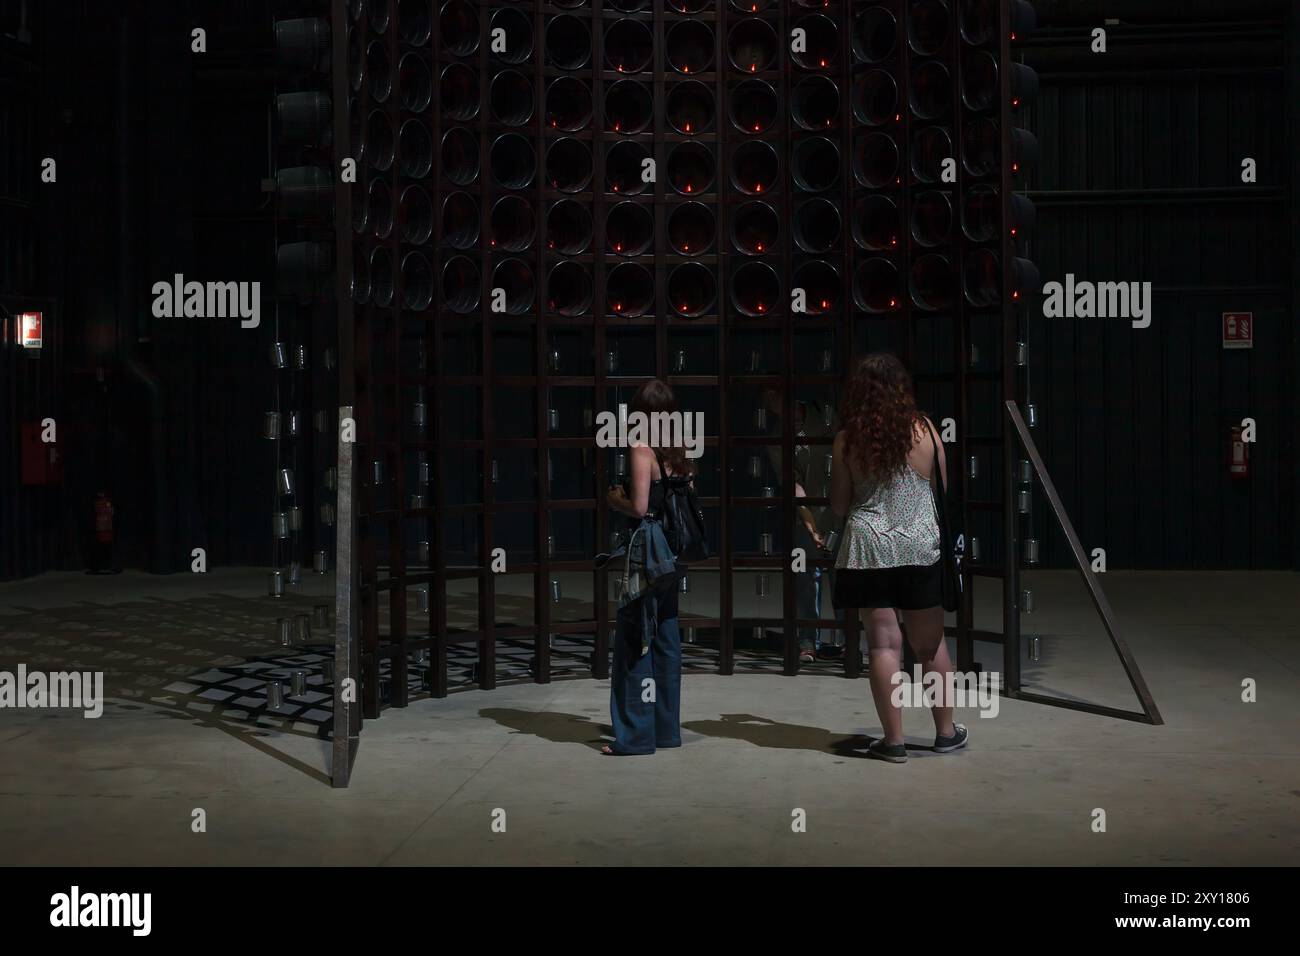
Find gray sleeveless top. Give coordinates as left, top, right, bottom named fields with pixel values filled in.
left=834, top=464, right=941, bottom=570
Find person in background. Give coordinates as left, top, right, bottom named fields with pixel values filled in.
left=759, top=386, right=844, bottom=665
left=829, top=354, right=967, bottom=763
left=602, top=379, right=692, bottom=755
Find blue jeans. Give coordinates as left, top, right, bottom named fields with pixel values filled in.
left=793, top=522, right=844, bottom=651
left=609, top=571, right=682, bottom=754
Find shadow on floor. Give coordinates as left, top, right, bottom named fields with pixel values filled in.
left=683, top=713, right=873, bottom=757
left=479, top=707, right=903, bottom=757
left=479, top=708, right=614, bottom=751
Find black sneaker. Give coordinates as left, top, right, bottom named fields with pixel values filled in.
left=933, top=723, right=969, bottom=754
left=867, top=739, right=908, bottom=763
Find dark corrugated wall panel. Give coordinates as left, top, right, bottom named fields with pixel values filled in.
left=1023, top=3, right=1290, bottom=569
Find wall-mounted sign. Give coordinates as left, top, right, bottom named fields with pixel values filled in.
left=19, top=311, right=43, bottom=350
left=1222, top=311, right=1252, bottom=349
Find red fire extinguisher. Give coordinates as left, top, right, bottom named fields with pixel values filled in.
left=1229, top=426, right=1249, bottom=479
left=92, top=491, right=115, bottom=573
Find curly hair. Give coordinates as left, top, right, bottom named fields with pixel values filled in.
left=841, top=353, right=924, bottom=481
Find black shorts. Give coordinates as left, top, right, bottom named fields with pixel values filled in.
left=831, top=560, right=943, bottom=611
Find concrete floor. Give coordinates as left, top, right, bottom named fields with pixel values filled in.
left=0, top=568, right=1297, bottom=865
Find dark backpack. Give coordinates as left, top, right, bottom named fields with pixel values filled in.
left=652, top=449, right=709, bottom=564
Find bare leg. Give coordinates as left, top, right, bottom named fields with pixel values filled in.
left=902, top=606, right=955, bottom=738
left=863, top=607, right=904, bottom=745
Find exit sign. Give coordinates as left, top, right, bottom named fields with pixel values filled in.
left=1222, top=312, right=1253, bottom=349
left=19, top=311, right=43, bottom=350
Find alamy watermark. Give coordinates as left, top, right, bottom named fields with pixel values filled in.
left=890, top=666, right=1001, bottom=718
left=594, top=403, right=704, bottom=458
left=1042, top=273, right=1152, bottom=329
left=0, top=664, right=104, bottom=718
left=151, top=274, right=261, bottom=328
left=50, top=886, right=151, bottom=936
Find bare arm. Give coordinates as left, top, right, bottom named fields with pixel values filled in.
left=829, top=430, right=853, bottom=518
left=606, top=445, right=654, bottom=518
left=924, top=417, right=947, bottom=488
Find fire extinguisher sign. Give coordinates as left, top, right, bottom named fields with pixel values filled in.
left=1222, top=311, right=1253, bottom=349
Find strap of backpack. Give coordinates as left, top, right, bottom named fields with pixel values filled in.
left=650, top=446, right=669, bottom=480
left=923, top=417, right=953, bottom=554
left=923, top=417, right=947, bottom=498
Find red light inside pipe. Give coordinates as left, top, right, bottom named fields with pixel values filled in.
left=756, top=302, right=766, bottom=313
left=750, top=63, right=757, bottom=73
left=889, top=298, right=897, bottom=307
left=754, top=183, right=763, bottom=192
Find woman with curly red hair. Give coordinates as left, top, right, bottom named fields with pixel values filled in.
left=829, top=353, right=968, bottom=762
